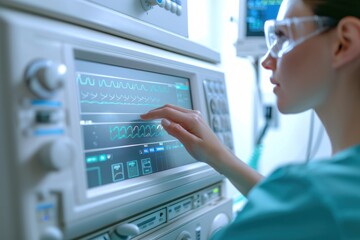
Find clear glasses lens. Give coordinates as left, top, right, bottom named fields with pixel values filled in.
left=264, top=16, right=336, bottom=58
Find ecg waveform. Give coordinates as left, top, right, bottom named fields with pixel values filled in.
left=77, top=74, right=170, bottom=93
left=76, top=73, right=174, bottom=108
left=109, top=123, right=167, bottom=141
left=80, top=91, right=162, bottom=107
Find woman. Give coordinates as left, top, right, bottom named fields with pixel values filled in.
left=141, top=0, right=360, bottom=239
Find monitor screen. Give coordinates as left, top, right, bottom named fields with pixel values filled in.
left=75, top=60, right=196, bottom=189
left=246, top=0, right=282, bottom=37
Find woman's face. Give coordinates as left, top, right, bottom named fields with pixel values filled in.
left=262, top=0, right=335, bottom=114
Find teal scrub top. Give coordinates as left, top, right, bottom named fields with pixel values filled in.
left=212, top=144, right=360, bottom=240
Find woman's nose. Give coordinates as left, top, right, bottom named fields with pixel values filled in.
left=261, top=51, right=276, bottom=70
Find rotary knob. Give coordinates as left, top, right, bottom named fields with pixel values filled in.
left=40, top=138, right=76, bottom=171
left=26, top=59, right=67, bottom=99
left=209, top=213, right=230, bottom=238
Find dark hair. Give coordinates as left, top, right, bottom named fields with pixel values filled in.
left=303, top=0, right=360, bottom=21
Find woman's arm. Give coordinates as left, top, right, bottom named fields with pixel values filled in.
left=141, top=104, right=264, bottom=196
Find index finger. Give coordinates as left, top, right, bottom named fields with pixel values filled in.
left=140, top=105, right=203, bottom=133
left=141, top=104, right=199, bottom=119
left=146, top=104, right=193, bottom=114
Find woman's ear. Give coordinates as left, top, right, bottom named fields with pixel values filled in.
left=332, top=17, right=360, bottom=68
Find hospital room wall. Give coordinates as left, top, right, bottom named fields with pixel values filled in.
left=188, top=1, right=331, bottom=184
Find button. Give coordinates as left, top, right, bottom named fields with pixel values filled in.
left=220, top=99, right=228, bottom=114
left=212, top=116, right=221, bottom=132
left=214, top=82, right=221, bottom=93
left=176, top=5, right=182, bottom=16
left=165, top=0, right=171, bottom=10
left=220, top=83, right=225, bottom=94
left=210, top=99, right=217, bottom=114
left=222, top=116, right=231, bottom=131
left=170, top=2, right=177, bottom=13
left=220, top=116, right=227, bottom=132
left=156, top=0, right=166, bottom=8
left=36, top=110, right=63, bottom=124
left=206, top=82, right=213, bottom=93
left=40, top=138, right=76, bottom=171
left=223, top=133, right=234, bottom=149
left=111, top=224, right=140, bottom=240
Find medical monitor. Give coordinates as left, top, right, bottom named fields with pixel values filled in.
left=0, top=3, right=233, bottom=240
left=237, top=0, right=282, bottom=57
left=75, top=60, right=196, bottom=189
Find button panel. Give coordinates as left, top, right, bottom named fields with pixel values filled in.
left=83, top=184, right=223, bottom=239
left=203, top=79, right=234, bottom=150
left=140, top=0, right=183, bottom=16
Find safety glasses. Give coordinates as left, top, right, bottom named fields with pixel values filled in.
left=264, top=15, right=338, bottom=58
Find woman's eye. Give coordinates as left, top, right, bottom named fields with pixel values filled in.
left=274, top=29, right=286, bottom=37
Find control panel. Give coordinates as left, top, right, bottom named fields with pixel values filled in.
left=136, top=198, right=232, bottom=240
left=87, top=0, right=188, bottom=37
left=203, top=79, right=234, bottom=151
left=0, top=7, right=231, bottom=239
left=140, top=0, right=183, bottom=16
left=83, top=184, right=225, bottom=240
left=20, top=59, right=76, bottom=171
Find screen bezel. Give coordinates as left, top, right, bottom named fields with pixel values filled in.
left=65, top=47, right=221, bottom=207
left=237, top=0, right=282, bottom=57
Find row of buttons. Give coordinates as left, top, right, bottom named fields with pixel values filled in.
left=203, top=79, right=234, bottom=151
left=206, top=80, right=226, bottom=94
left=210, top=97, right=228, bottom=115
left=88, top=184, right=222, bottom=240
left=140, top=0, right=183, bottom=16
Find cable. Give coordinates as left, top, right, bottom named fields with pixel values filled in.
left=248, top=143, right=264, bottom=170
left=305, top=110, right=315, bottom=163
left=256, top=106, right=273, bottom=145
left=250, top=105, right=272, bottom=169
left=252, top=57, right=264, bottom=107
left=251, top=57, right=265, bottom=147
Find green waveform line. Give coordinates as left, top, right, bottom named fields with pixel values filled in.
left=80, top=100, right=161, bottom=107
left=110, top=124, right=167, bottom=140
left=77, top=74, right=169, bottom=93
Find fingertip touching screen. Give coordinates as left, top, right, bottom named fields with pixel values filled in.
left=75, top=59, right=195, bottom=189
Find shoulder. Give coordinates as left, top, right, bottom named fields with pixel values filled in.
left=213, top=162, right=340, bottom=240
left=212, top=146, right=360, bottom=240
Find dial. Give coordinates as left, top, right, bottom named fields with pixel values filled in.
left=40, top=138, right=76, bottom=171
left=209, top=213, right=230, bottom=238
left=26, top=59, right=67, bottom=99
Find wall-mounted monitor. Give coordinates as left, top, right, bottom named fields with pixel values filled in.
left=237, top=0, right=282, bottom=57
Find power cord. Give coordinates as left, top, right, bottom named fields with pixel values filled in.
left=249, top=105, right=273, bottom=169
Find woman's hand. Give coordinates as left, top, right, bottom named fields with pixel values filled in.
left=141, top=104, right=263, bottom=195
left=140, top=104, right=228, bottom=166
